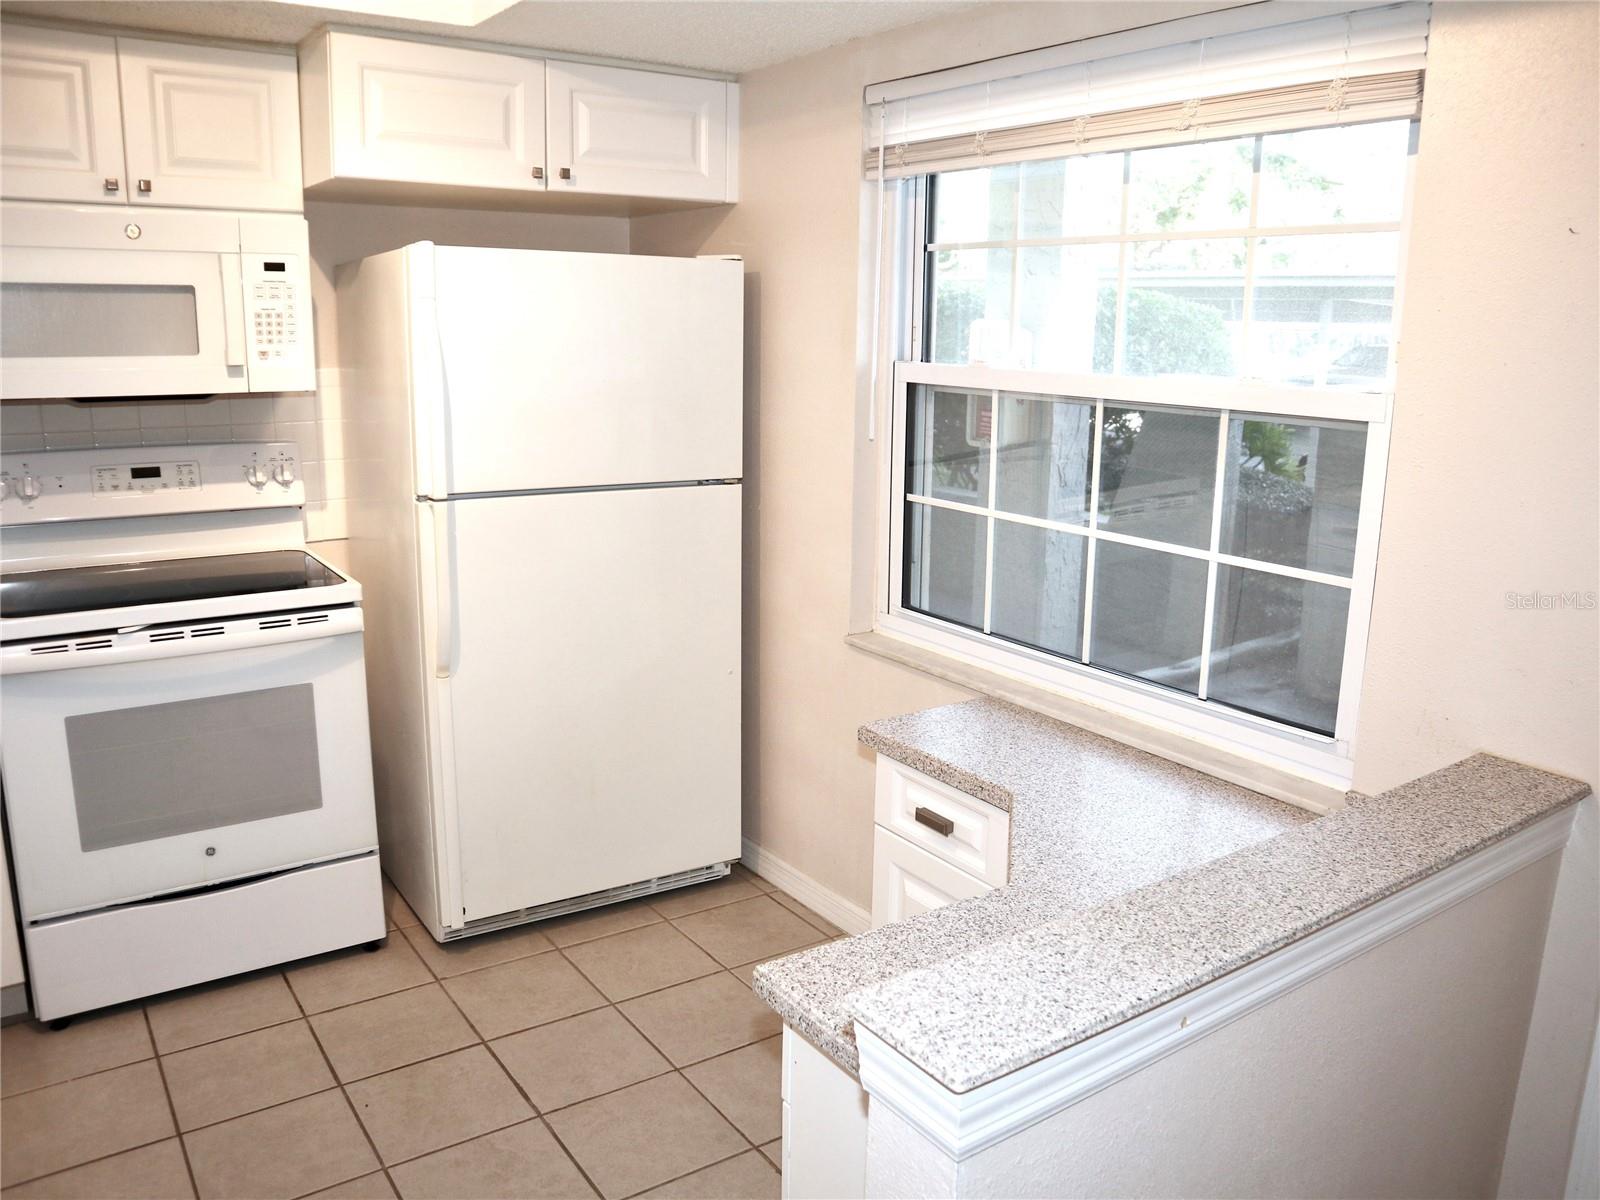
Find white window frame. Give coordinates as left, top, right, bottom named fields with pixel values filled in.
left=869, top=127, right=1417, bottom=790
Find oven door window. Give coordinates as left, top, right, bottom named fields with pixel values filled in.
left=0, top=282, right=201, bottom=358
left=65, top=684, right=323, bottom=851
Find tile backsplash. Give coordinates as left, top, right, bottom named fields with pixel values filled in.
left=0, top=369, right=350, bottom=542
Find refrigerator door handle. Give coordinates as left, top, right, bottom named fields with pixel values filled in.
left=432, top=503, right=455, bottom=679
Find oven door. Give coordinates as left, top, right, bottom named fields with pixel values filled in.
left=0, top=244, right=248, bottom=400
left=0, top=614, right=376, bottom=921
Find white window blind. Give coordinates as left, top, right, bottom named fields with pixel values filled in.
left=863, top=2, right=1430, bottom=177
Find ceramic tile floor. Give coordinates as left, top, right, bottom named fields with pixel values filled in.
left=0, top=865, right=844, bottom=1200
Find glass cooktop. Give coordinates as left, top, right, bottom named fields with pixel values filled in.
left=0, top=551, right=346, bottom=619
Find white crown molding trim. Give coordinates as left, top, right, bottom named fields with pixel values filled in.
left=856, top=804, right=1578, bottom=1161
left=742, top=838, right=871, bottom=936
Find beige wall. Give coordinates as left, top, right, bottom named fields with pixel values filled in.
left=631, top=1, right=1228, bottom=908
left=1351, top=1, right=1599, bottom=798
left=632, top=0, right=1599, bottom=913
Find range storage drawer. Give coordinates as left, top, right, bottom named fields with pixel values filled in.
left=873, top=757, right=1009, bottom=886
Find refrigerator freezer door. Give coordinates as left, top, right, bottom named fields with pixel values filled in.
left=427, top=246, right=743, bottom=495
left=436, top=484, right=741, bottom=922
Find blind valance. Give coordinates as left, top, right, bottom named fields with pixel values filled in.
left=862, top=2, right=1430, bottom=178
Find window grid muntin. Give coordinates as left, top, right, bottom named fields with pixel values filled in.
left=900, top=382, right=1362, bottom=733
left=921, top=123, right=1408, bottom=384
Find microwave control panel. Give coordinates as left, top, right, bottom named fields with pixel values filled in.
left=245, top=255, right=305, bottom=365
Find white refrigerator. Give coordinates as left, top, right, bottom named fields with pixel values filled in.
left=336, top=243, right=742, bottom=939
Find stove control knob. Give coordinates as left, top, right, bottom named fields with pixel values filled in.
left=244, top=464, right=268, bottom=490
left=18, top=473, right=41, bottom=501
left=0, top=477, right=10, bottom=501
left=273, top=460, right=296, bottom=487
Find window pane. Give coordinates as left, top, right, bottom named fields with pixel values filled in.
left=908, top=385, right=989, bottom=504
left=1249, top=232, right=1398, bottom=385
left=1209, top=566, right=1351, bottom=734
left=1098, top=406, right=1218, bottom=550
left=930, top=248, right=1015, bottom=365
left=1018, top=244, right=1119, bottom=373
left=1019, top=153, right=1124, bottom=239
left=903, top=502, right=986, bottom=630
left=1090, top=541, right=1207, bottom=694
left=1124, top=239, right=1246, bottom=376
left=995, top=393, right=1093, bottom=525
left=1257, top=120, right=1409, bottom=227
left=1127, top=137, right=1253, bottom=233
left=990, top=520, right=1087, bottom=659
left=932, top=163, right=1018, bottom=243
left=1221, top=418, right=1367, bottom=575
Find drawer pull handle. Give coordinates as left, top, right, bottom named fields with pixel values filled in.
left=914, top=807, right=954, bottom=837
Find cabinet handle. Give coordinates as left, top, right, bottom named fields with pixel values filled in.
left=103, top=177, right=120, bottom=193
left=138, top=179, right=152, bottom=194
left=531, top=166, right=544, bottom=180
left=558, top=167, right=572, bottom=181
left=913, top=807, right=955, bottom=837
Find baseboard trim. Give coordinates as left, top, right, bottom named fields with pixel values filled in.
left=742, top=838, right=871, bottom=935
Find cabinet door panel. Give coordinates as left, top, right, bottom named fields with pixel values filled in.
left=547, top=62, right=727, bottom=202
left=0, top=25, right=126, bottom=204
left=871, top=827, right=992, bottom=929
left=328, top=33, right=545, bottom=191
left=118, top=38, right=302, bottom=212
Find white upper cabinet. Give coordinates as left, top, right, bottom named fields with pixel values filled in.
left=300, top=32, right=545, bottom=194
left=0, top=25, right=126, bottom=204
left=299, top=31, right=737, bottom=208
left=546, top=62, right=731, bottom=203
left=118, top=38, right=302, bottom=212
left=0, top=24, right=301, bottom=212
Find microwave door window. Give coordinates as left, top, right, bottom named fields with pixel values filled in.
left=64, top=684, right=323, bottom=852
left=0, top=282, right=200, bottom=358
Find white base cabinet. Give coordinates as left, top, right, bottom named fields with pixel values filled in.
left=782, top=1026, right=869, bottom=1200
left=782, top=756, right=1013, bottom=1198
left=871, top=758, right=1009, bottom=929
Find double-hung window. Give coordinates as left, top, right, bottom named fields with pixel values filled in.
left=868, top=4, right=1429, bottom=787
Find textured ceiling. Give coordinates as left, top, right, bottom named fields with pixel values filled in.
left=0, top=0, right=979, bottom=74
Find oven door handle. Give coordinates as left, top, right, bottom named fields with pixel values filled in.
left=432, top=502, right=455, bottom=679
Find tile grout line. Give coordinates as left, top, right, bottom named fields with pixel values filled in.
left=400, top=934, right=609, bottom=1198
left=142, top=1005, right=202, bottom=1200
left=3, top=875, right=805, bottom=1193
left=282, top=957, right=402, bottom=1200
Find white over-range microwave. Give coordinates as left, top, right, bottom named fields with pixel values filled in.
left=0, top=200, right=314, bottom=399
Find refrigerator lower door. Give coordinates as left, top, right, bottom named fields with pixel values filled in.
left=437, top=483, right=741, bottom=923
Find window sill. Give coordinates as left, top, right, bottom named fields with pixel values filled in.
left=845, top=628, right=1352, bottom=815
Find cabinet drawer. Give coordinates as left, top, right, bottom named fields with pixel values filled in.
left=874, top=757, right=1008, bottom=886
left=871, top=827, right=993, bottom=929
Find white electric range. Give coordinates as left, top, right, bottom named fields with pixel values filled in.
left=0, top=441, right=383, bottom=1022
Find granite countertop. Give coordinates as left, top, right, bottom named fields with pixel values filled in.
left=751, top=697, right=1316, bottom=1073
left=751, top=698, right=1591, bottom=1093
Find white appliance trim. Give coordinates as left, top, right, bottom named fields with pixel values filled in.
left=855, top=803, right=1579, bottom=1160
